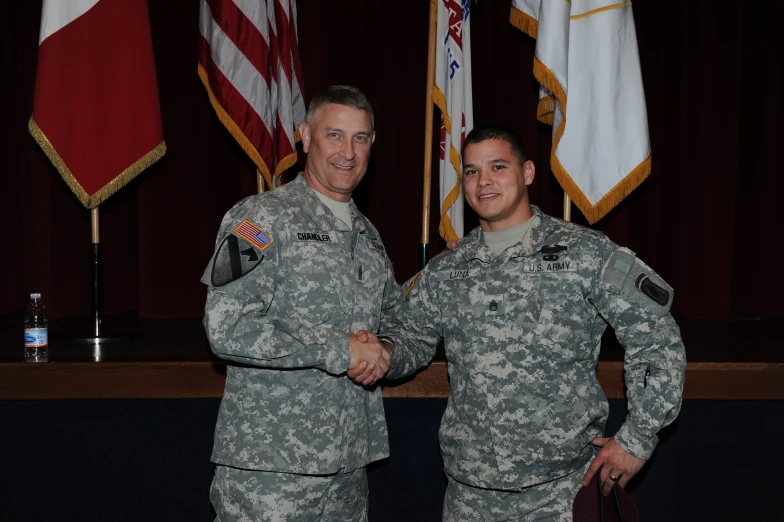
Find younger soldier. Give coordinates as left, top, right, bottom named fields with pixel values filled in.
left=375, top=124, right=686, bottom=521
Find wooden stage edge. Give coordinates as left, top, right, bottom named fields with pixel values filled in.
left=1, top=360, right=783, bottom=401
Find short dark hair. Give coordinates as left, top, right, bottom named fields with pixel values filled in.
left=461, top=124, right=527, bottom=165
left=306, top=85, right=374, bottom=129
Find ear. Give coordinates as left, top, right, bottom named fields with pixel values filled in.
left=523, top=160, right=535, bottom=186
left=299, top=122, right=311, bottom=152
left=370, top=131, right=376, bottom=146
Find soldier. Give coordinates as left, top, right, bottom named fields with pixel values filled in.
left=201, top=85, right=397, bottom=522
left=369, top=124, right=687, bottom=521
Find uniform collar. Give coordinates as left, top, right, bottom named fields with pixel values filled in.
left=292, top=173, right=363, bottom=233
left=459, top=205, right=548, bottom=263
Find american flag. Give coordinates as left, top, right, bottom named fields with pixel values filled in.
left=198, top=0, right=306, bottom=188
left=234, top=220, right=273, bottom=251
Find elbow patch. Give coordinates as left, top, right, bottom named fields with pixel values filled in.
left=602, top=248, right=673, bottom=316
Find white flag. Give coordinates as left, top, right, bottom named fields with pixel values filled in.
left=511, top=0, right=651, bottom=224
left=434, top=0, right=473, bottom=241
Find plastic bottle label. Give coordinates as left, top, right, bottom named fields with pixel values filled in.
left=25, top=328, right=48, bottom=347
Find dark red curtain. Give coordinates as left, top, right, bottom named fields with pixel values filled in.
left=2, top=0, right=781, bottom=320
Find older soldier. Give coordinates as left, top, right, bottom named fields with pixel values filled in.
left=201, top=85, right=397, bottom=522
left=373, top=124, right=686, bottom=521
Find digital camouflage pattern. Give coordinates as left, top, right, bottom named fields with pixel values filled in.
left=202, top=173, right=399, bottom=475
left=443, top=457, right=592, bottom=522
left=210, top=466, right=369, bottom=522
left=385, top=206, right=686, bottom=490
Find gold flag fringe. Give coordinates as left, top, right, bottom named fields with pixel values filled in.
left=509, top=7, right=538, bottom=38
left=536, top=95, right=556, bottom=125
left=432, top=84, right=463, bottom=243
left=198, top=64, right=275, bottom=188
left=29, top=116, right=166, bottom=209
left=512, top=23, right=652, bottom=224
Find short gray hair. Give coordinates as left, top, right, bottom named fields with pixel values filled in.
left=306, top=85, right=374, bottom=129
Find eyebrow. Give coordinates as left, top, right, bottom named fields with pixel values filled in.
left=323, top=127, right=372, bottom=136
left=463, top=158, right=510, bottom=170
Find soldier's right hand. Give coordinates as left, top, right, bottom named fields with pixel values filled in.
left=347, top=331, right=389, bottom=386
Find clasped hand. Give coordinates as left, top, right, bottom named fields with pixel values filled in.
left=346, top=330, right=390, bottom=386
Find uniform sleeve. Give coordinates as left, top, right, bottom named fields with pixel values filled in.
left=382, top=269, right=442, bottom=380
left=378, top=259, right=403, bottom=336
left=589, top=240, right=687, bottom=460
left=201, top=209, right=349, bottom=375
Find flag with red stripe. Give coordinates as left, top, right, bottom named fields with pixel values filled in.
left=28, top=0, right=166, bottom=209
left=434, top=0, right=473, bottom=242
left=198, top=0, right=306, bottom=188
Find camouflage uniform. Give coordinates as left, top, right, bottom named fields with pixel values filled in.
left=384, top=206, right=686, bottom=518
left=443, top=457, right=592, bottom=522
left=202, top=174, right=399, bottom=520
left=210, top=466, right=368, bottom=522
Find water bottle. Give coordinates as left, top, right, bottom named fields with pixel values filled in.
left=24, top=293, right=48, bottom=362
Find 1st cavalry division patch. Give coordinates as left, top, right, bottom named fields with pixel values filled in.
left=211, top=221, right=273, bottom=286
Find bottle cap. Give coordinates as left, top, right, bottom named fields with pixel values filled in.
left=30, top=293, right=41, bottom=299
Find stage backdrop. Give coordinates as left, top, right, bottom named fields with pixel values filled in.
left=2, top=0, right=781, bottom=320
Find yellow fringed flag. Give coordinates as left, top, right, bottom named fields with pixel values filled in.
left=434, top=0, right=473, bottom=241
left=198, top=0, right=306, bottom=188
left=511, top=1, right=651, bottom=223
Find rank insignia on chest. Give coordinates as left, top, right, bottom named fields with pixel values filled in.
left=234, top=220, right=273, bottom=251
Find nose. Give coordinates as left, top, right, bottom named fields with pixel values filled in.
left=340, top=138, right=356, bottom=160
left=477, top=168, right=492, bottom=187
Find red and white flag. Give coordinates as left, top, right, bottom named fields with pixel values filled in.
left=198, top=0, right=306, bottom=188
left=29, top=0, right=166, bottom=209
left=434, top=0, right=473, bottom=242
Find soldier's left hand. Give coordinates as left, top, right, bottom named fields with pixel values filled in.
left=582, top=437, right=646, bottom=496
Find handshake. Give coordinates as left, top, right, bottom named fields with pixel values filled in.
left=346, top=330, right=392, bottom=387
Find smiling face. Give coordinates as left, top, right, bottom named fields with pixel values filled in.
left=462, top=138, right=536, bottom=232
left=299, top=103, right=376, bottom=203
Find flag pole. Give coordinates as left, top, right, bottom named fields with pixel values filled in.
left=562, top=194, right=571, bottom=222
left=75, top=205, right=123, bottom=350
left=91, top=207, right=104, bottom=338
left=420, top=0, right=438, bottom=270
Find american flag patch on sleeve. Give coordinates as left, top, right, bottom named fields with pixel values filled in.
left=233, top=220, right=273, bottom=251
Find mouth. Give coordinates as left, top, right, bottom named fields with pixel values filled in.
left=331, top=163, right=354, bottom=171
left=477, top=193, right=499, bottom=201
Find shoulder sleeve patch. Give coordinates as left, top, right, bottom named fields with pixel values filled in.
left=233, top=220, right=273, bottom=252
left=602, top=248, right=673, bottom=316
left=405, top=271, right=423, bottom=300
left=211, top=234, right=265, bottom=287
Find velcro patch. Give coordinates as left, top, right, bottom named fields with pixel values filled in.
left=603, top=248, right=673, bottom=316
left=234, top=220, right=273, bottom=251
left=296, top=232, right=333, bottom=242
left=211, top=234, right=264, bottom=286
left=433, top=268, right=481, bottom=281
left=522, top=258, right=577, bottom=273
